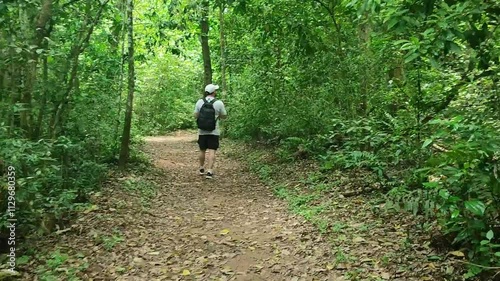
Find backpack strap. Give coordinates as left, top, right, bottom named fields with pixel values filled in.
left=203, top=97, right=216, bottom=104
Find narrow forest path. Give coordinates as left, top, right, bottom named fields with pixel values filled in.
left=128, top=131, right=341, bottom=281
left=28, top=131, right=343, bottom=281
left=26, top=131, right=447, bottom=281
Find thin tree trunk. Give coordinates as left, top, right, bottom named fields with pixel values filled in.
left=0, top=69, right=4, bottom=103
left=359, top=20, right=371, bottom=116
left=34, top=55, right=49, bottom=139
left=118, top=0, right=135, bottom=168
left=219, top=3, right=227, bottom=96
left=200, top=0, right=212, bottom=86
left=21, top=0, right=53, bottom=138
left=114, top=4, right=127, bottom=152
left=8, top=57, right=19, bottom=137
left=8, top=16, right=23, bottom=136
left=19, top=3, right=33, bottom=137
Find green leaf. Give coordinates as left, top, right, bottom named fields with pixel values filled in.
left=400, top=42, right=415, bottom=50
left=438, top=189, right=449, bottom=199
left=480, top=246, right=490, bottom=252
left=495, top=252, right=500, bottom=257
left=429, top=58, right=439, bottom=68
left=16, top=256, right=29, bottom=265
left=486, top=230, right=494, bottom=240
left=423, top=181, right=439, bottom=188
left=387, top=18, right=399, bottom=30
left=422, top=138, right=432, bottom=148
left=464, top=200, right=486, bottom=216
left=405, top=52, right=419, bottom=63
left=449, top=41, right=461, bottom=54
left=428, top=255, right=442, bottom=261
left=393, top=39, right=410, bottom=45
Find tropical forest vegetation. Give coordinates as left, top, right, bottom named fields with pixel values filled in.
left=0, top=0, right=498, bottom=280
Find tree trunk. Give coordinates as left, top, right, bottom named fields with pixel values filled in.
left=21, top=0, right=53, bottom=138
left=118, top=0, right=135, bottom=168
left=34, top=55, right=49, bottom=139
left=9, top=62, right=19, bottom=137
left=219, top=2, right=227, bottom=96
left=115, top=5, right=127, bottom=153
left=200, top=0, right=212, bottom=86
left=358, top=20, right=371, bottom=116
left=19, top=4, right=32, bottom=138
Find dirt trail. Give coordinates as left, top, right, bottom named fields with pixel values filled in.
left=30, top=131, right=341, bottom=281
left=22, top=131, right=460, bottom=281
left=131, top=131, right=339, bottom=280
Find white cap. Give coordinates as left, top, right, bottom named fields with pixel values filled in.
left=205, top=84, right=219, bottom=94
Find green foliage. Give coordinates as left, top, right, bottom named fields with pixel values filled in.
left=0, top=133, right=107, bottom=235
left=133, top=55, right=202, bottom=135
left=1, top=0, right=498, bottom=278
left=220, top=0, right=499, bottom=276
left=122, top=177, right=158, bottom=207
left=130, top=0, right=205, bottom=136
left=101, top=234, right=125, bottom=251
left=273, top=184, right=326, bottom=230
left=416, top=117, right=500, bottom=274
left=0, top=0, right=143, bottom=253
left=35, top=250, right=88, bottom=281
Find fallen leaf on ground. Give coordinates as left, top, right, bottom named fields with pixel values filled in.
left=449, top=251, right=465, bottom=257
left=220, top=267, right=234, bottom=275
left=353, top=236, right=365, bottom=243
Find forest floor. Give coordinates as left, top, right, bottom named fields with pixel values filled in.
left=22, top=131, right=464, bottom=281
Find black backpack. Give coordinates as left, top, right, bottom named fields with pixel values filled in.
left=197, top=98, right=217, bottom=131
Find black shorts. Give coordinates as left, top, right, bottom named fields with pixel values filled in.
left=198, top=135, right=220, bottom=150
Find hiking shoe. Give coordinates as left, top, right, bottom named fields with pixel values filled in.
left=199, top=168, right=205, bottom=175
left=205, top=172, right=214, bottom=179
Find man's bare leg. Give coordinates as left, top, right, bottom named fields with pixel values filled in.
left=199, top=150, right=206, bottom=174
left=206, top=149, right=216, bottom=175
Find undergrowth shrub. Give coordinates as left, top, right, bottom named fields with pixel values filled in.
left=234, top=105, right=499, bottom=278
left=418, top=117, right=499, bottom=273
left=0, top=130, right=109, bottom=240
left=383, top=115, right=500, bottom=278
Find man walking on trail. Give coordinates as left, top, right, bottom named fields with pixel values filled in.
left=194, top=84, right=227, bottom=179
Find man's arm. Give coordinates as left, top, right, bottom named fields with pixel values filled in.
left=194, top=101, right=200, bottom=118
left=218, top=101, right=227, bottom=119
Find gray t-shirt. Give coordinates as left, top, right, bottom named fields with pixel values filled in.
left=194, top=97, right=227, bottom=136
